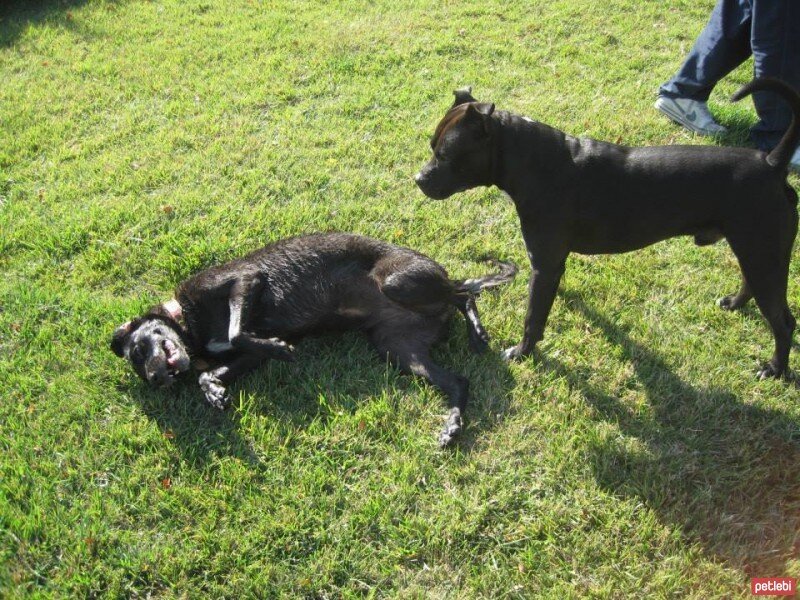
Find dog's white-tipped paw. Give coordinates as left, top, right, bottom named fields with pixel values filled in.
left=756, top=362, right=793, bottom=381
left=438, top=411, right=463, bottom=448
left=502, top=345, right=528, bottom=362
left=757, top=364, right=779, bottom=380
left=198, top=372, right=231, bottom=409
left=268, top=338, right=296, bottom=361
left=717, top=295, right=736, bottom=310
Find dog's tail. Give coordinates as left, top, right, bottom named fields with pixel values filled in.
left=455, top=259, right=518, bottom=294
left=731, top=78, right=800, bottom=172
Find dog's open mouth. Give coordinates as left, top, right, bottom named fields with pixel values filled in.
left=162, top=339, right=182, bottom=377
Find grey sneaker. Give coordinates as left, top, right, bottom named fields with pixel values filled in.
left=654, top=96, right=728, bottom=136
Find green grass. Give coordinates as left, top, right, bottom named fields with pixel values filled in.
left=2, top=0, right=799, bottom=597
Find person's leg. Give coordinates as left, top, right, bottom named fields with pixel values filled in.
left=659, top=0, right=753, bottom=100
left=749, top=0, right=800, bottom=152
left=656, top=0, right=754, bottom=135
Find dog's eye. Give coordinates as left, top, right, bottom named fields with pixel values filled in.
left=153, top=327, right=163, bottom=335
left=435, top=151, right=446, bottom=162
left=131, top=345, right=145, bottom=362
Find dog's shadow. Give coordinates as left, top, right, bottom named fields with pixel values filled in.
left=129, top=325, right=515, bottom=468
left=128, top=382, right=264, bottom=469
left=548, top=289, right=800, bottom=575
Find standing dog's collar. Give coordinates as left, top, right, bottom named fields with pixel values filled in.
left=488, top=115, right=501, bottom=188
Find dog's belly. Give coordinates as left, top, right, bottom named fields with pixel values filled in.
left=571, top=219, right=687, bottom=253
left=568, top=183, right=723, bottom=254
left=570, top=213, right=712, bottom=254
left=571, top=233, right=677, bottom=254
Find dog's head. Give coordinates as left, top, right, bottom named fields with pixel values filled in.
left=110, top=310, right=192, bottom=388
left=415, top=87, right=496, bottom=200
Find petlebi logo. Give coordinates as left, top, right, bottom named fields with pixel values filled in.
left=751, top=577, right=796, bottom=596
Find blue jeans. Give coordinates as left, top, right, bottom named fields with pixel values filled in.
left=659, top=0, right=800, bottom=151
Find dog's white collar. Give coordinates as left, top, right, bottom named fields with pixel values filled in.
left=162, top=298, right=183, bottom=322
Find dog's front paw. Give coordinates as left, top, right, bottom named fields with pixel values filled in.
left=198, top=372, right=231, bottom=409
left=438, top=409, right=463, bottom=448
left=717, top=292, right=753, bottom=311
left=468, top=331, right=490, bottom=354
left=502, top=344, right=530, bottom=362
left=717, top=295, right=740, bottom=311
left=756, top=361, right=789, bottom=381
left=269, top=338, right=296, bottom=362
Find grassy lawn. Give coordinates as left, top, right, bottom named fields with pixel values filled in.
left=2, top=0, right=799, bottom=596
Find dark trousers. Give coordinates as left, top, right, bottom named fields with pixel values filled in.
left=659, top=0, right=800, bottom=151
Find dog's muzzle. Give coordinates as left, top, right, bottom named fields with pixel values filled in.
left=414, top=170, right=452, bottom=200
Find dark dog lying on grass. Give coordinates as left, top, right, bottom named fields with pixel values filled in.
left=415, top=78, right=800, bottom=380
left=111, top=233, right=516, bottom=446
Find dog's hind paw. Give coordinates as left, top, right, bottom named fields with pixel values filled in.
left=198, top=372, right=231, bottom=409
left=438, top=409, right=463, bottom=448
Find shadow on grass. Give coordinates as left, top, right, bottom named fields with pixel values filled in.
left=127, top=382, right=261, bottom=468
left=235, top=327, right=516, bottom=455
left=0, top=0, right=94, bottom=47
left=127, top=324, right=513, bottom=465
left=551, top=289, right=800, bottom=576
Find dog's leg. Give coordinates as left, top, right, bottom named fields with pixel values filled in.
left=370, top=328, right=469, bottom=448
left=452, top=292, right=490, bottom=353
left=198, top=354, right=264, bottom=409
left=227, top=280, right=295, bottom=361
left=752, top=291, right=794, bottom=380
left=503, top=243, right=567, bottom=361
left=378, top=257, right=491, bottom=351
left=718, top=269, right=753, bottom=310
left=728, top=237, right=795, bottom=379
left=376, top=257, right=452, bottom=313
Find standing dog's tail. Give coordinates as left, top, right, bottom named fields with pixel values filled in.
left=455, top=259, right=518, bottom=294
left=731, top=78, right=800, bottom=172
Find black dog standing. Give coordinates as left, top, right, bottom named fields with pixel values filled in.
left=416, top=79, right=800, bottom=379
left=111, top=233, right=516, bottom=446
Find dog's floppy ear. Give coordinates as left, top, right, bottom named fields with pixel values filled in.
left=452, top=86, right=477, bottom=107
left=468, top=102, right=494, bottom=117
left=463, top=102, right=496, bottom=134
left=110, top=321, right=135, bottom=358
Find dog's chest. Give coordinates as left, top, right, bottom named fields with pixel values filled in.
left=205, top=339, right=234, bottom=354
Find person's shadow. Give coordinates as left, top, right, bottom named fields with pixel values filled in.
left=546, top=289, right=800, bottom=576
left=126, top=320, right=515, bottom=470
